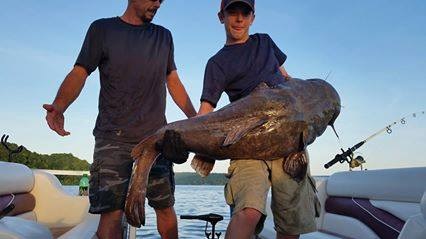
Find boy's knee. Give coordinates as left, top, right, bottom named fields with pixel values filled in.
left=237, top=207, right=262, bottom=223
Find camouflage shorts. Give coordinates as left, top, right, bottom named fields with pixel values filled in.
left=89, top=138, right=175, bottom=214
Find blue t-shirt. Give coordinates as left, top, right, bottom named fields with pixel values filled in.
left=75, top=17, right=176, bottom=143
left=201, top=33, right=287, bottom=107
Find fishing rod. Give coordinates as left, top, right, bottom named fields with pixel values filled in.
left=324, top=110, right=425, bottom=169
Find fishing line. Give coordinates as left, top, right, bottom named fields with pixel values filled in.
left=325, top=110, right=425, bottom=169
left=325, top=70, right=333, bottom=81
left=363, top=110, right=425, bottom=143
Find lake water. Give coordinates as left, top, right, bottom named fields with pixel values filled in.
left=65, top=185, right=230, bottom=238
left=64, top=177, right=327, bottom=238
left=140, top=185, right=230, bottom=238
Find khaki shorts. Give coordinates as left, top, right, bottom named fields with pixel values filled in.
left=224, top=156, right=319, bottom=235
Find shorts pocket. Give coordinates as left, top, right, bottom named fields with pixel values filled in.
left=224, top=182, right=234, bottom=207
left=224, top=163, right=237, bottom=208
left=307, top=176, right=321, bottom=218
left=225, top=160, right=237, bottom=179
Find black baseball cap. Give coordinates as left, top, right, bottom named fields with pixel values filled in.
left=220, top=0, right=255, bottom=12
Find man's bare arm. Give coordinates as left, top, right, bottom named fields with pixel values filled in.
left=43, top=65, right=88, bottom=136
left=166, top=70, right=197, bottom=118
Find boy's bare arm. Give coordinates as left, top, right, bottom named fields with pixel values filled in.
left=43, top=65, right=88, bottom=136
left=197, top=101, right=215, bottom=116
left=279, top=66, right=292, bottom=80
left=192, top=100, right=216, bottom=168
left=166, top=70, right=197, bottom=118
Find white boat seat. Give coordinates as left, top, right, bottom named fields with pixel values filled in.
left=0, top=162, right=34, bottom=196
left=0, top=161, right=90, bottom=238
left=301, top=231, right=343, bottom=239
left=258, top=167, right=426, bottom=239
left=0, top=216, right=52, bottom=239
left=398, top=190, right=426, bottom=239
left=0, top=193, right=36, bottom=217
left=0, top=162, right=36, bottom=219
left=423, top=190, right=426, bottom=219
left=58, top=214, right=99, bottom=239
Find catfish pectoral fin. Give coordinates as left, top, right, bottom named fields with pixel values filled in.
left=131, top=135, right=160, bottom=160
left=131, top=142, right=145, bottom=160
left=125, top=171, right=145, bottom=227
left=125, top=194, right=144, bottom=227
left=126, top=138, right=160, bottom=227
left=191, top=154, right=215, bottom=177
left=283, top=151, right=308, bottom=183
left=222, top=117, right=268, bottom=146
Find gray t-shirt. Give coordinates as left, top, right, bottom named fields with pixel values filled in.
left=76, top=17, right=176, bottom=143
left=201, top=33, right=286, bottom=107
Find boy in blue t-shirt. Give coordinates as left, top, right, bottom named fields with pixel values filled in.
left=197, top=0, right=317, bottom=238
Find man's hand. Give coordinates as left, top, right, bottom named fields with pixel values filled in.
left=43, top=104, right=70, bottom=136
left=42, top=66, right=89, bottom=137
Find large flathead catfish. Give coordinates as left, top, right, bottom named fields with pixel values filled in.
left=125, top=78, right=341, bottom=227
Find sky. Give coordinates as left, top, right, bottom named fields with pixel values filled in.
left=0, top=0, right=425, bottom=175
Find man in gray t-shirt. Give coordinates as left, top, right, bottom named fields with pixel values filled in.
left=43, top=0, right=196, bottom=238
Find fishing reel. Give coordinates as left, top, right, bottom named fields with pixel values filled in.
left=349, top=154, right=366, bottom=171
left=324, top=141, right=366, bottom=170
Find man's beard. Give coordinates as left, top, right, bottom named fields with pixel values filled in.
left=142, top=17, right=153, bottom=23
left=141, top=9, right=157, bottom=23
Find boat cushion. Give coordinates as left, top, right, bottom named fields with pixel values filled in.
left=370, top=200, right=420, bottom=221
left=422, top=190, right=426, bottom=219
left=0, top=194, right=36, bottom=217
left=398, top=191, right=426, bottom=239
left=58, top=214, right=99, bottom=239
left=0, top=162, right=34, bottom=195
left=398, top=213, right=426, bottom=239
left=321, top=213, right=379, bottom=239
left=0, top=216, right=52, bottom=239
left=327, top=167, right=426, bottom=203
left=325, top=197, right=404, bottom=239
left=301, top=231, right=345, bottom=239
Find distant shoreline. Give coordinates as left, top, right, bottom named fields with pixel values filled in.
left=175, top=172, right=228, bottom=185
left=2, top=141, right=329, bottom=186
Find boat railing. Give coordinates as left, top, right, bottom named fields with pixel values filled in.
left=37, top=169, right=90, bottom=176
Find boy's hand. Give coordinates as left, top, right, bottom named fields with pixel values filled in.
left=156, top=130, right=189, bottom=164
left=43, top=104, right=70, bottom=136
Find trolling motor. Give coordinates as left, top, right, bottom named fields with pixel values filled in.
left=180, top=213, right=224, bottom=239
left=325, top=111, right=425, bottom=170
left=1, top=135, right=23, bottom=162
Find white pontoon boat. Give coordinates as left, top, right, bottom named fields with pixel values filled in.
left=0, top=161, right=425, bottom=239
